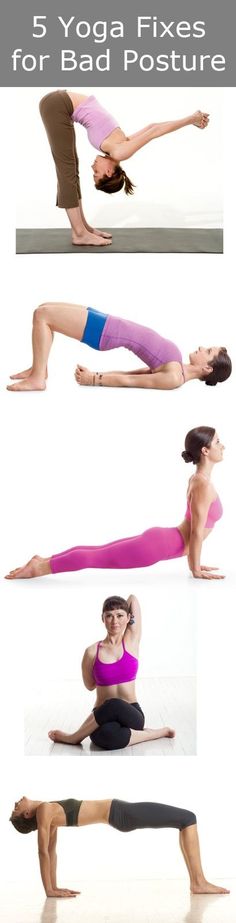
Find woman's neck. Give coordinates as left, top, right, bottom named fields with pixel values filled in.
left=195, top=461, right=214, bottom=480
left=183, top=364, right=204, bottom=382
left=105, top=632, right=125, bottom=648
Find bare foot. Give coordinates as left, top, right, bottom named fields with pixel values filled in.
left=48, top=729, right=79, bottom=745
left=7, top=376, right=46, bottom=391
left=192, top=110, right=209, bottom=129
left=93, top=229, right=112, bottom=240
left=5, top=555, right=51, bottom=580
left=10, top=367, right=48, bottom=380
left=191, top=879, right=230, bottom=894
left=160, top=727, right=175, bottom=739
left=72, top=231, right=111, bottom=247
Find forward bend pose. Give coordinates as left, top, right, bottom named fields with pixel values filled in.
left=39, top=89, right=209, bottom=246
left=48, top=594, right=175, bottom=751
left=6, top=428, right=225, bottom=582
left=7, top=303, right=231, bottom=392
left=10, top=796, right=229, bottom=898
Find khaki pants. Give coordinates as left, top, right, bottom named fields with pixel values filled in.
left=39, top=90, right=82, bottom=207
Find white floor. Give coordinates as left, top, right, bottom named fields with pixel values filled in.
left=24, top=676, right=196, bottom=757
left=1, top=880, right=234, bottom=923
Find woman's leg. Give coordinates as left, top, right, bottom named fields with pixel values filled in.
left=5, top=527, right=185, bottom=579
left=66, top=207, right=111, bottom=247
left=179, top=825, right=229, bottom=894
left=109, top=800, right=229, bottom=894
left=49, top=711, right=98, bottom=745
left=8, top=303, right=88, bottom=391
left=48, top=700, right=143, bottom=749
left=48, top=700, right=175, bottom=751
left=39, top=92, right=110, bottom=247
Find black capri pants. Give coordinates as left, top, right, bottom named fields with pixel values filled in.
left=109, top=799, right=197, bottom=832
left=39, top=90, right=82, bottom=208
left=90, top=698, right=145, bottom=750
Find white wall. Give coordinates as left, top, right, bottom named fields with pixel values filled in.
left=14, top=86, right=223, bottom=228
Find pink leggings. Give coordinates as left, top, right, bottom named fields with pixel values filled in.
left=50, top=527, right=185, bottom=574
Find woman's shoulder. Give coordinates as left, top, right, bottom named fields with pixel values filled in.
left=188, top=475, right=214, bottom=501
left=84, top=641, right=99, bottom=660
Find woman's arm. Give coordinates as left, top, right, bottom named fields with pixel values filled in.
left=126, top=594, right=142, bottom=641
left=37, top=806, right=79, bottom=899
left=188, top=485, right=224, bottom=580
left=81, top=647, right=97, bottom=690
left=75, top=367, right=181, bottom=390
left=48, top=829, right=58, bottom=890
left=108, top=115, right=195, bottom=162
left=37, top=806, right=54, bottom=896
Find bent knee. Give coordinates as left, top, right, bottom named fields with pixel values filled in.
left=181, top=810, right=197, bottom=829
left=33, top=304, right=51, bottom=322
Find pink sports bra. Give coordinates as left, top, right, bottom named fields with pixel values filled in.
left=93, top=639, right=139, bottom=687
left=185, top=494, right=223, bottom=529
left=72, top=96, right=119, bottom=151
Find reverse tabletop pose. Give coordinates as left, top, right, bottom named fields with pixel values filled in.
left=7, top=303, right=231, bottom=392
left=39, top=89, right=209, bottom=246
left=48, top=594, right=174, bottom=751
left=6, top=428, right=225, bottom=582
left=10, top=796, right=229, bottom=898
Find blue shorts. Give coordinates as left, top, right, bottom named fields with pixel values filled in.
left=81, top=307, right=108, bottom=350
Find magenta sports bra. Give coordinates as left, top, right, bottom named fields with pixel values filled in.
left=93, top=639, right=139, bottom=687
left=72, top=96, right=119, bottom=151
left=185, top=495, right=223, bottom=529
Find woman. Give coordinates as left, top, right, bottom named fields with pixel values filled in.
left=7, top=304, right=231, bottom=392
left=10, top=795, right=229, bottom=898
left=48, top=594, right=174, bottom=751
left=5, top=427, right=225, bottom=581
left=39, top=89, right=209, bottom=246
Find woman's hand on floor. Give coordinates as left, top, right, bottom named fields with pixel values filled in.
left=193, top=566, right=225, bottom=580
left=75, top=365, right=93, bottom=386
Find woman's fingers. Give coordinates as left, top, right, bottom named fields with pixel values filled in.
left=201, top=571, right=225, bottom=580
left=200, top=566, right=219, bottom=571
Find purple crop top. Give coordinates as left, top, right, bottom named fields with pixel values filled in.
left=72, top=96, right=119, bottom=151
left=93, top=639, right=139, bottom=687
left=185, top=495, right=223, bottom=529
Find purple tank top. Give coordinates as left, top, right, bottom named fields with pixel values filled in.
left=185, top=495, right=223, bottom=528
left=72, top=96, right=119, bottom=150
left=93, top=639, right=139, bottom=686
left=99, top=315, right=183, bottom=370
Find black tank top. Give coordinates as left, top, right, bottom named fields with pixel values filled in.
left=56, top=798, right=82, bottom=826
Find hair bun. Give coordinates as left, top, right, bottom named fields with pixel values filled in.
left=181, top=450, right=193, bottom=463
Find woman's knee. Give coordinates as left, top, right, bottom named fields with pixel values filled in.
left=91, top=722, right=131, bottom=750
left=181, top=810, right=197, bottom=829
left=33, top=304, right=51, bottom=323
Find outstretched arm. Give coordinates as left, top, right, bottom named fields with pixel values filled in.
left=108, top=112, right=209, bottom=162
left=75, top=367, right=181, bottom=390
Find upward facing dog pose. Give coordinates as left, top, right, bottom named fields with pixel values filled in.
left=48, top=594, right=175, bottom=752
left=7, top=303, right=231, bottom=392
left=6, top=427, right=225, bottom=581
left=39, top=89, right=209, bottom=246
left=10, top=796, right=229, bottom=898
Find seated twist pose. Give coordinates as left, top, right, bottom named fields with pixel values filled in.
left=5, top=427, right=225, bottom=582
left=48, top=594, right=175, bottom=751
left=39, top=89, right=209, bottom=246
left=7, top=303, right=231, bottom=392
left=10, top=796, right=229, bottom=898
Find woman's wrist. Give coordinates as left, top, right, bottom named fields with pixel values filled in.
left=93, top=373, right=103, bottom=386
